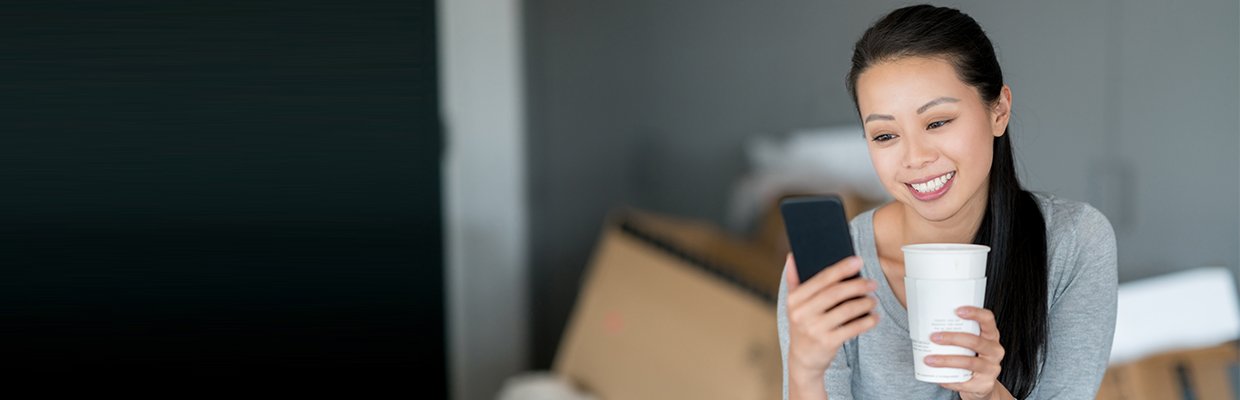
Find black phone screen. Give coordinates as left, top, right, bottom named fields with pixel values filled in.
left=780, top=195, right=857, bottom=284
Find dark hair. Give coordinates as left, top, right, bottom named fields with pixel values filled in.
left=845, top=5, right=1049, bottom=398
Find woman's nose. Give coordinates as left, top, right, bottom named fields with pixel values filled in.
left=903, top=134, right=938, bottom=169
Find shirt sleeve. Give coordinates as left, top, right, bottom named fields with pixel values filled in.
left=778, top=265, right=855, bottom=400
left=1032, top=204, right=1119, bottom=399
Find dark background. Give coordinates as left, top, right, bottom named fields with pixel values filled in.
left=1, top=1, right=439, bottom=391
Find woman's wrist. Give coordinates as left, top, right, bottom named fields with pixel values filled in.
left=787, top=362, right=828, bottom=400
left=787, top=353, right=826, bottom=382
left=789, top=377, right=828, bottom=400
left=960, top=380, right=1014, bottom=400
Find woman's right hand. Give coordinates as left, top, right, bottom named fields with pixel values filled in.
left=785, top=253, right=880, bottom=398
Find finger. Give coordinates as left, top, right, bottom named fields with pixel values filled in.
left=794, top=278, right=876, bottom=320
left=820, top=296, right=879, bottom=328
left=937, top=373, right=993, bottom=394
left=931, top=332, right=1005, bottom=363
left=923, top=354, right=982, bottom=371
left=936, top=382, right=963, bottom=392
left=957, top=306, right=999, bottom=341
left=827, top=311, right=881, bottom=341
left=935, top=381, right=976, bottom=393
left=931, top=332, right=984, bottom=353
left=784, top=253, right=800, bottom=292
left=787, top=255, right=861, bottom=305
left=787, top=256, right=863, bottom=305
left=795, top=293, right=874, bottom=332
left=924, top=355, right=1000, bottom=377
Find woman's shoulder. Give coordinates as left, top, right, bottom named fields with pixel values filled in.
left=1032, top=192, right=1118, bottom=297
left=1029, top=192, right=1114, bottom=243
left=848, top=205, right=878, bottom=230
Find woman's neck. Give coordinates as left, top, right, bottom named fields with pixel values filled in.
left=895, top=186, right=989, bottom=246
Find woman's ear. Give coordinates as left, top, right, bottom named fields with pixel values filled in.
left=992, top=85, right=1012, bottom=137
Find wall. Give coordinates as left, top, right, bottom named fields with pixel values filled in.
left=440, top=0, right=529, bottom=399
left=526, top=0, right=1239, bottom=371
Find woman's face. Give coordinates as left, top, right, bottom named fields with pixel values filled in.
left=855, top=56, right=1010, bottom=223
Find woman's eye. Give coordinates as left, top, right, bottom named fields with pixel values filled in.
left=872, top=133, right=895, bottom=142
left=927, top=119, right=953, bottom=129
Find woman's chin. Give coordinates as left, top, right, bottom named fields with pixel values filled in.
left=902, top=198, right=961, bottom=223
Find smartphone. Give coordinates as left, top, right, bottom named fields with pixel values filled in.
left=780, top=195, right=858, bottom=284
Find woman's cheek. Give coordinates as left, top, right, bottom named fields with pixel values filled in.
left=888, top=171, right=906, bottom=192
left=873, top=155, right=906, bottom=197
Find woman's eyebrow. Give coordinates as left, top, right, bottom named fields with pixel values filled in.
left=864, top=114, right=894, bottom=123
left=917, top=97, right=961, bottom=114
left=865, top=96, right=961, bottom=123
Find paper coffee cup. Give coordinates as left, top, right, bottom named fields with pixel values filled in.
left=901, top=244, right=989, bottom=383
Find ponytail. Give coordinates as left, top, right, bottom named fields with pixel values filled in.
left=972, top=130, right=1048, bottom=397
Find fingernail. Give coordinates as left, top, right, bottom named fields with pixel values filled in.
left=851, top=257, right=863, bottom=269
left=867, top=280, right=877, bottom=291
left=957, top=307, right=969, bottom=317
left=924, top=356, right=936, bottom=365
left=931, top=332, right=942, bottom=342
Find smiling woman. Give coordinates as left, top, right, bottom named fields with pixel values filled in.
left=777, top=5, right=1118, bottom=400
left=858, top=56, right=1005, bottom=224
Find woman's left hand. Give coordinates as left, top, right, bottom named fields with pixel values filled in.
left=924, top=306, right=1014, bottom=400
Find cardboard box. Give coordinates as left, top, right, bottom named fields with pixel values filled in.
left=552, top=195, right=881, bottom=400
left=1096, top=342, right=1239, bottom=400
left=615, top=193, right=881, bottom=300
left=553, top=210, right=783, bottom=400
left=620, top=209, right=784, bottom=299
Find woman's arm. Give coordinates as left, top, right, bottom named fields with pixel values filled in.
left=773, top=257, right=872, bottom=400
left=1032, top=204, right=1119, bottom=399
left=780, top=267, right=838, bottom=400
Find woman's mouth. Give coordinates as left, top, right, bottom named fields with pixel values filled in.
left=906, top=171, right=955, bottom=201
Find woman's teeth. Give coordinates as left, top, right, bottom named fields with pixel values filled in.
left=912, top=172, right=954, bottom=194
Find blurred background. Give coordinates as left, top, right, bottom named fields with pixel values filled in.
left=444, top=0, right=1239, bottom=399
left=5, top=0, right=1232, bottom=397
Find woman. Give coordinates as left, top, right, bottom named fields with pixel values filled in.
left=777, top=5, right=1118, bottom=400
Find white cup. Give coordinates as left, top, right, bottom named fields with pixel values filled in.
left=901, top=243, right=990, bottom=383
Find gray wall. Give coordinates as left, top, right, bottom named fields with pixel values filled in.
left=526, top=0, right=1240, bottom=368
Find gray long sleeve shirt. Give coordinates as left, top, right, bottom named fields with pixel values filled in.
left=778, top=193, right=1119, bottom=399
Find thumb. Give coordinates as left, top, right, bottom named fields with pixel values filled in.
left=785, top=253, right=800, bottom=291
